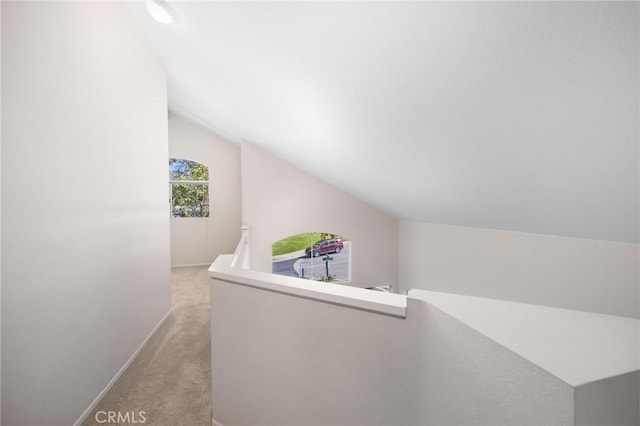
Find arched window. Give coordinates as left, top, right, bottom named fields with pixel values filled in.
left=271, top=232, right=351, bottom=282
left=169, top=158, right=209, bottom=218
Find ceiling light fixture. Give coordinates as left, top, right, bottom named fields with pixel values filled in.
left=146, top=0, right=178, bottom=24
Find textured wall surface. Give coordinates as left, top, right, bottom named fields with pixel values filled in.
left=574, top=371, right=639, bottom=426
left=211, top=278, right=420, bottom=425
left=2, top=3, right=170, bottom=424
left=210, top=277, right=575, bottom=425
left=416, top=301, right=574, bottom=425
left=400, top=220, right=639, bottom=318
left=241, top=142, right=399, bottom=288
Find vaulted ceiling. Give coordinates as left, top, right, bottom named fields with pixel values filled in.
left=125, top=1, right=639, bottom=243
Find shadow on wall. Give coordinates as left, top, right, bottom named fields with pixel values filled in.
left=272, top=232, right=351, bottom=283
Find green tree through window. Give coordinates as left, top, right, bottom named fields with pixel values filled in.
left=169, top=158, right=209, bottom=217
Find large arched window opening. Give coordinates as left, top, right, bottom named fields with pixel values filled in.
left=169, top=158, right=209, bottom=218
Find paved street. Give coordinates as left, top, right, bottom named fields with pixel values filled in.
left=271, top=257, right=300, bottom=277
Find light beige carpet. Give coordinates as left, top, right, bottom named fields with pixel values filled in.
left=83, top=266, right=212, bottom=426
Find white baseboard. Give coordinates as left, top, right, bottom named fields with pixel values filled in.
left=172, top=263, right=212, bottom=268
left=212, top=419, right=225, bottom=426
left=73, top=310, right=172, bottom=426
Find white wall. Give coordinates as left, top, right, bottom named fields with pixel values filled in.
left=211, top=278, right=575, bottom=425
left=241, top=142, right=398, bottom=288
left=2, top=3, right=171, bottom=425
left=574, top=371, right=639, bottom=426
left=169, top=112, right=241, bottom=266
left=415, top=300, right=574, bottom=425
left=399, top=221, right=639, bottom=318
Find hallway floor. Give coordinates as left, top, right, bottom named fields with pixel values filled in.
left=83, top=266, right=212, bottom=426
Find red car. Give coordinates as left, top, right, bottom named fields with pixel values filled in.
left=305, top=239, right=344, bottom=257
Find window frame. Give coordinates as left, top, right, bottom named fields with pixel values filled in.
left=169, top=158, right=210, bottom=219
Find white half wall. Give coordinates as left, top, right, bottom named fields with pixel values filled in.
left=241, top=142, right=398, bottom=288
left=210, top=278, right=575, bottom=425
left=415, top=300, right=574, bottom=425
left=399, top=221, right=639, bottom=318
left=2, top=3, right=171, bottom=425
left=169, top=112, right=241, bottom=266
left=574, top=371, right=640, bottom=426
